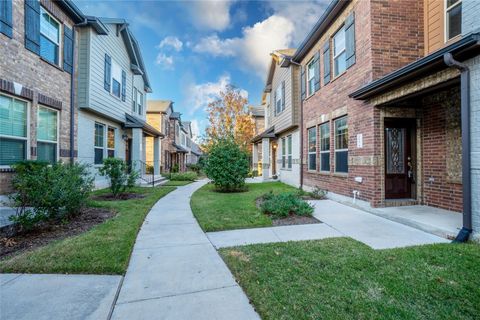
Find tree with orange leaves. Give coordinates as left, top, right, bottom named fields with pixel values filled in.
left=203, top=85, right=255, bottom=153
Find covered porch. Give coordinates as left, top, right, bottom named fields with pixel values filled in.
left=251, top=126, right=277, bottom=181
left=351, top=34, right=480, bottom=240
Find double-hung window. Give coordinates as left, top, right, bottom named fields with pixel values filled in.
left=287, top=135, right=292, bottom=169
left=107, top=127, right=115, bottom=158
left=333, top=26, right=346, bottom=77
left=307, top=60, right=315, bottom=96
left=111, top=61, right=122, bottom=98
left=0, top=94, right=28, bottom=165
left=275, top=85, right=283, bottom=114
left=94, top=123, right=105, bottom=164
left=281, top=137, right=286, bottom=168
left=307, top=127, right=317, bottom=171
left=40, top=7, right=60, bottom=65
left=334, top=116, right=348, bottom=173
left=137, top=90, right=143, bottom=115
left=320, top=122, right=330, bottom=172
left=446, top=0, right=462, bottom=41
left=37, top=106, right=58, bottom=163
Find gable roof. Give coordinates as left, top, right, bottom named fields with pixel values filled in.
left=265, top=48, right=296, bottom=92
left=292, top=0, right=350, bottom=62
left=170, top=112, right=181, bottom=120
left=250, top=106, right=264, bottom=117
left=81, top=17, right=152, bottom=92
left=57, top=0, right=85, bottom=23
left=147, top=100, right=173, bottom=113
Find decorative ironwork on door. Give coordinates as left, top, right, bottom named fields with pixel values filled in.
left=386, top=128, right=405, bottom=174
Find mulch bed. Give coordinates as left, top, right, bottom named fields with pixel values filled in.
left=272, top=215, right=321, bottom=226
left=255, top=197, right=322, bottom=226
left=91, top=193, right=145, bottom=201
left=0, top=207, right=115, bottom=259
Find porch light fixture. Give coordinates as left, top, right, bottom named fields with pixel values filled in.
left=122, top=134, right=129, bottom=141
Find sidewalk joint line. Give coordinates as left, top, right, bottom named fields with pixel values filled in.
left=107, top=276, right=125, bottom=320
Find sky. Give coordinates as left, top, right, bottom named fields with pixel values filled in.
left=76, top=0, right=329, bottom=141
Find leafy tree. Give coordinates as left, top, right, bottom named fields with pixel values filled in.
left=203, top=85, right=255, bottom=152
left=205, top=138, right=249, bottom=192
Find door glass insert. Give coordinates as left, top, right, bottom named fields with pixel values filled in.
left=386, top=128, right=405, bottom=174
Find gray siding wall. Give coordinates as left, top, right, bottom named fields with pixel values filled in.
left=463, top=0, right=480, bottom=239
left=270, top=63, right=294, bottom=133
left=77, top=24, right=135, bottom=123
left=77, top=28, right=90, bottom=109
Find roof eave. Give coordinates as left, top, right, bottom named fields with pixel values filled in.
left=350, top=34, right=480, bottom=100
left=57, top=0, right=85, bottom=23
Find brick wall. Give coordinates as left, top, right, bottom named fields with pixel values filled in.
left=0, top=0, right=77, bottom=194
left=421, top=89, right=463, bottom=212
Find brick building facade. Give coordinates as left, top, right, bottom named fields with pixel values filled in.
left=0, top=0, right=84, bottom=194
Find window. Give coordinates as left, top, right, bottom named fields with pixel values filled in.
left=176, top=123, right=179, bottom=140
left=307, top=127, right=317, bottom=171
left=136, top=90, right=143, bottom=115
left=287, top=135, right=292, bottom=169
left=40, top=7, right=60, bottom=65
left=333, top=26, right=346, bottom=77
left=0, top=94, right=28, bottom=165
left=37, top=106, right=58, bottom=163
left=320, top=122, right=330, bottom=172
left=334, top=117, right=348, bottom=173
left=164, top=117, right=169, bottom=135
left=307, top=60, right=315, bottom=95
left=111, top=60, right=122, bottom=98
left=132, top=90, right=137, bottom=113
left=446, top=0, right=462, bottom=40
left=94, top=123, right=105, bottom=164
left=107, top=127, right=115, bottom=158
left=281, top=137, right=286, bottom=168
left=275, top=85, right=283, bottom=114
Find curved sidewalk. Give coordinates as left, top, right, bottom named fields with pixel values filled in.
left=111, top=180, right=260, bottom=320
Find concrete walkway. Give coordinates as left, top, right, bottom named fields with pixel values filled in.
left=110, top=180, right=260, bottom=320
left=0, top=274, right=122, bottom=320
left=207, top=200, right=449, bottom=250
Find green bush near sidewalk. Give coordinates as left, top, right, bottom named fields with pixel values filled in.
left=0, top=186, right=175, bottom=274
left=170, top=171, right=197, bottom=181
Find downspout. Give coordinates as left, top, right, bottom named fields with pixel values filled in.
left=69, top=19, right=89, bottom=163
left=288, top=59, right=304, bottom=189
left=443, top=52, right=472, bottom=242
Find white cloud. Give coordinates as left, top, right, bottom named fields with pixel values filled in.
left=190, top=119, right=201, bottom=141
left=193, top=15, right=294, bottom=78
left=155, top=53, right=174, bottom=70
left=157, top=36, right=183, bottom=52
left=185, top=74, right=248, bottom=115
left=188, top=0, right=233, bottom=31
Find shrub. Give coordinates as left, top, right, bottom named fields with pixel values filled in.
left=10, top=161, right=94, bottom=231
left=186, top=163, right=201, bottom=174
left=99, top=158, right=138, bottom=197
left=260, top=192, right=314, bottom=218
left=170, top=163, right=180, bottom=173
left=204, top=139, right=249, bottom=192
left=311, top=186, right=327, bottom=199
left=170, top=171, right=197, bottom=181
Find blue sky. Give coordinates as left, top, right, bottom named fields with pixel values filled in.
left=76, top=0, right=329, bottom=140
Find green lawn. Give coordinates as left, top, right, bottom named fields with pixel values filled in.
left=190, top=182, right=297, bottom=232
left=0, top=186, right=175, bottom=274
left=162, top=180, right=193, bottom=186
left=220, top=238, right=480, bottom=320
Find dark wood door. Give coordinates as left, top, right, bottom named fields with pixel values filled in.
left=384, top=119, right=415, bottom=199
left=271, top=144, right=277, bottom=175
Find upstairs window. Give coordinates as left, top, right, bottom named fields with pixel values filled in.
left=0, top=94, right=28, bottom=165
left=137, top=90, right=143, bottom=115
left=40, top=7, right=60, bottom=65
left=333, top=26, right=346, bottom=77
left=275, top=84, right=283, bottom=114
left=308, top=127, right=317, bottom=171
left=446, top=0, right=462, bottom=40
left=307, top=59, right=315, bottom=96
left=111, top=60, right=122, bottom=99
left=37, top=106, right=58, bottom=163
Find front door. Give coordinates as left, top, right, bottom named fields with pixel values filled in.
left=271, top=143, right=277, bottom=176
left=384, top=119, right=415, bottom=199
left=125, top=138, right=132, bottom=170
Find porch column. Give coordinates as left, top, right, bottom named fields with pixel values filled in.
left=252, top=143, right=258, bottom=171
left=131, top=128, right=143, bottom=173
left=153, top=136, right=160, bottom=175
left=262, top=138, right=270, bottom=180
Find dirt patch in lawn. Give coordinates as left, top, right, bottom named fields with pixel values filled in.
left=272, top=215, right=321, bottom=226
left=0, top=207, right=115, bottom=259
left=255, top=198, right=321, bottom=226
left=91, top=193, right=145, bottom=201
